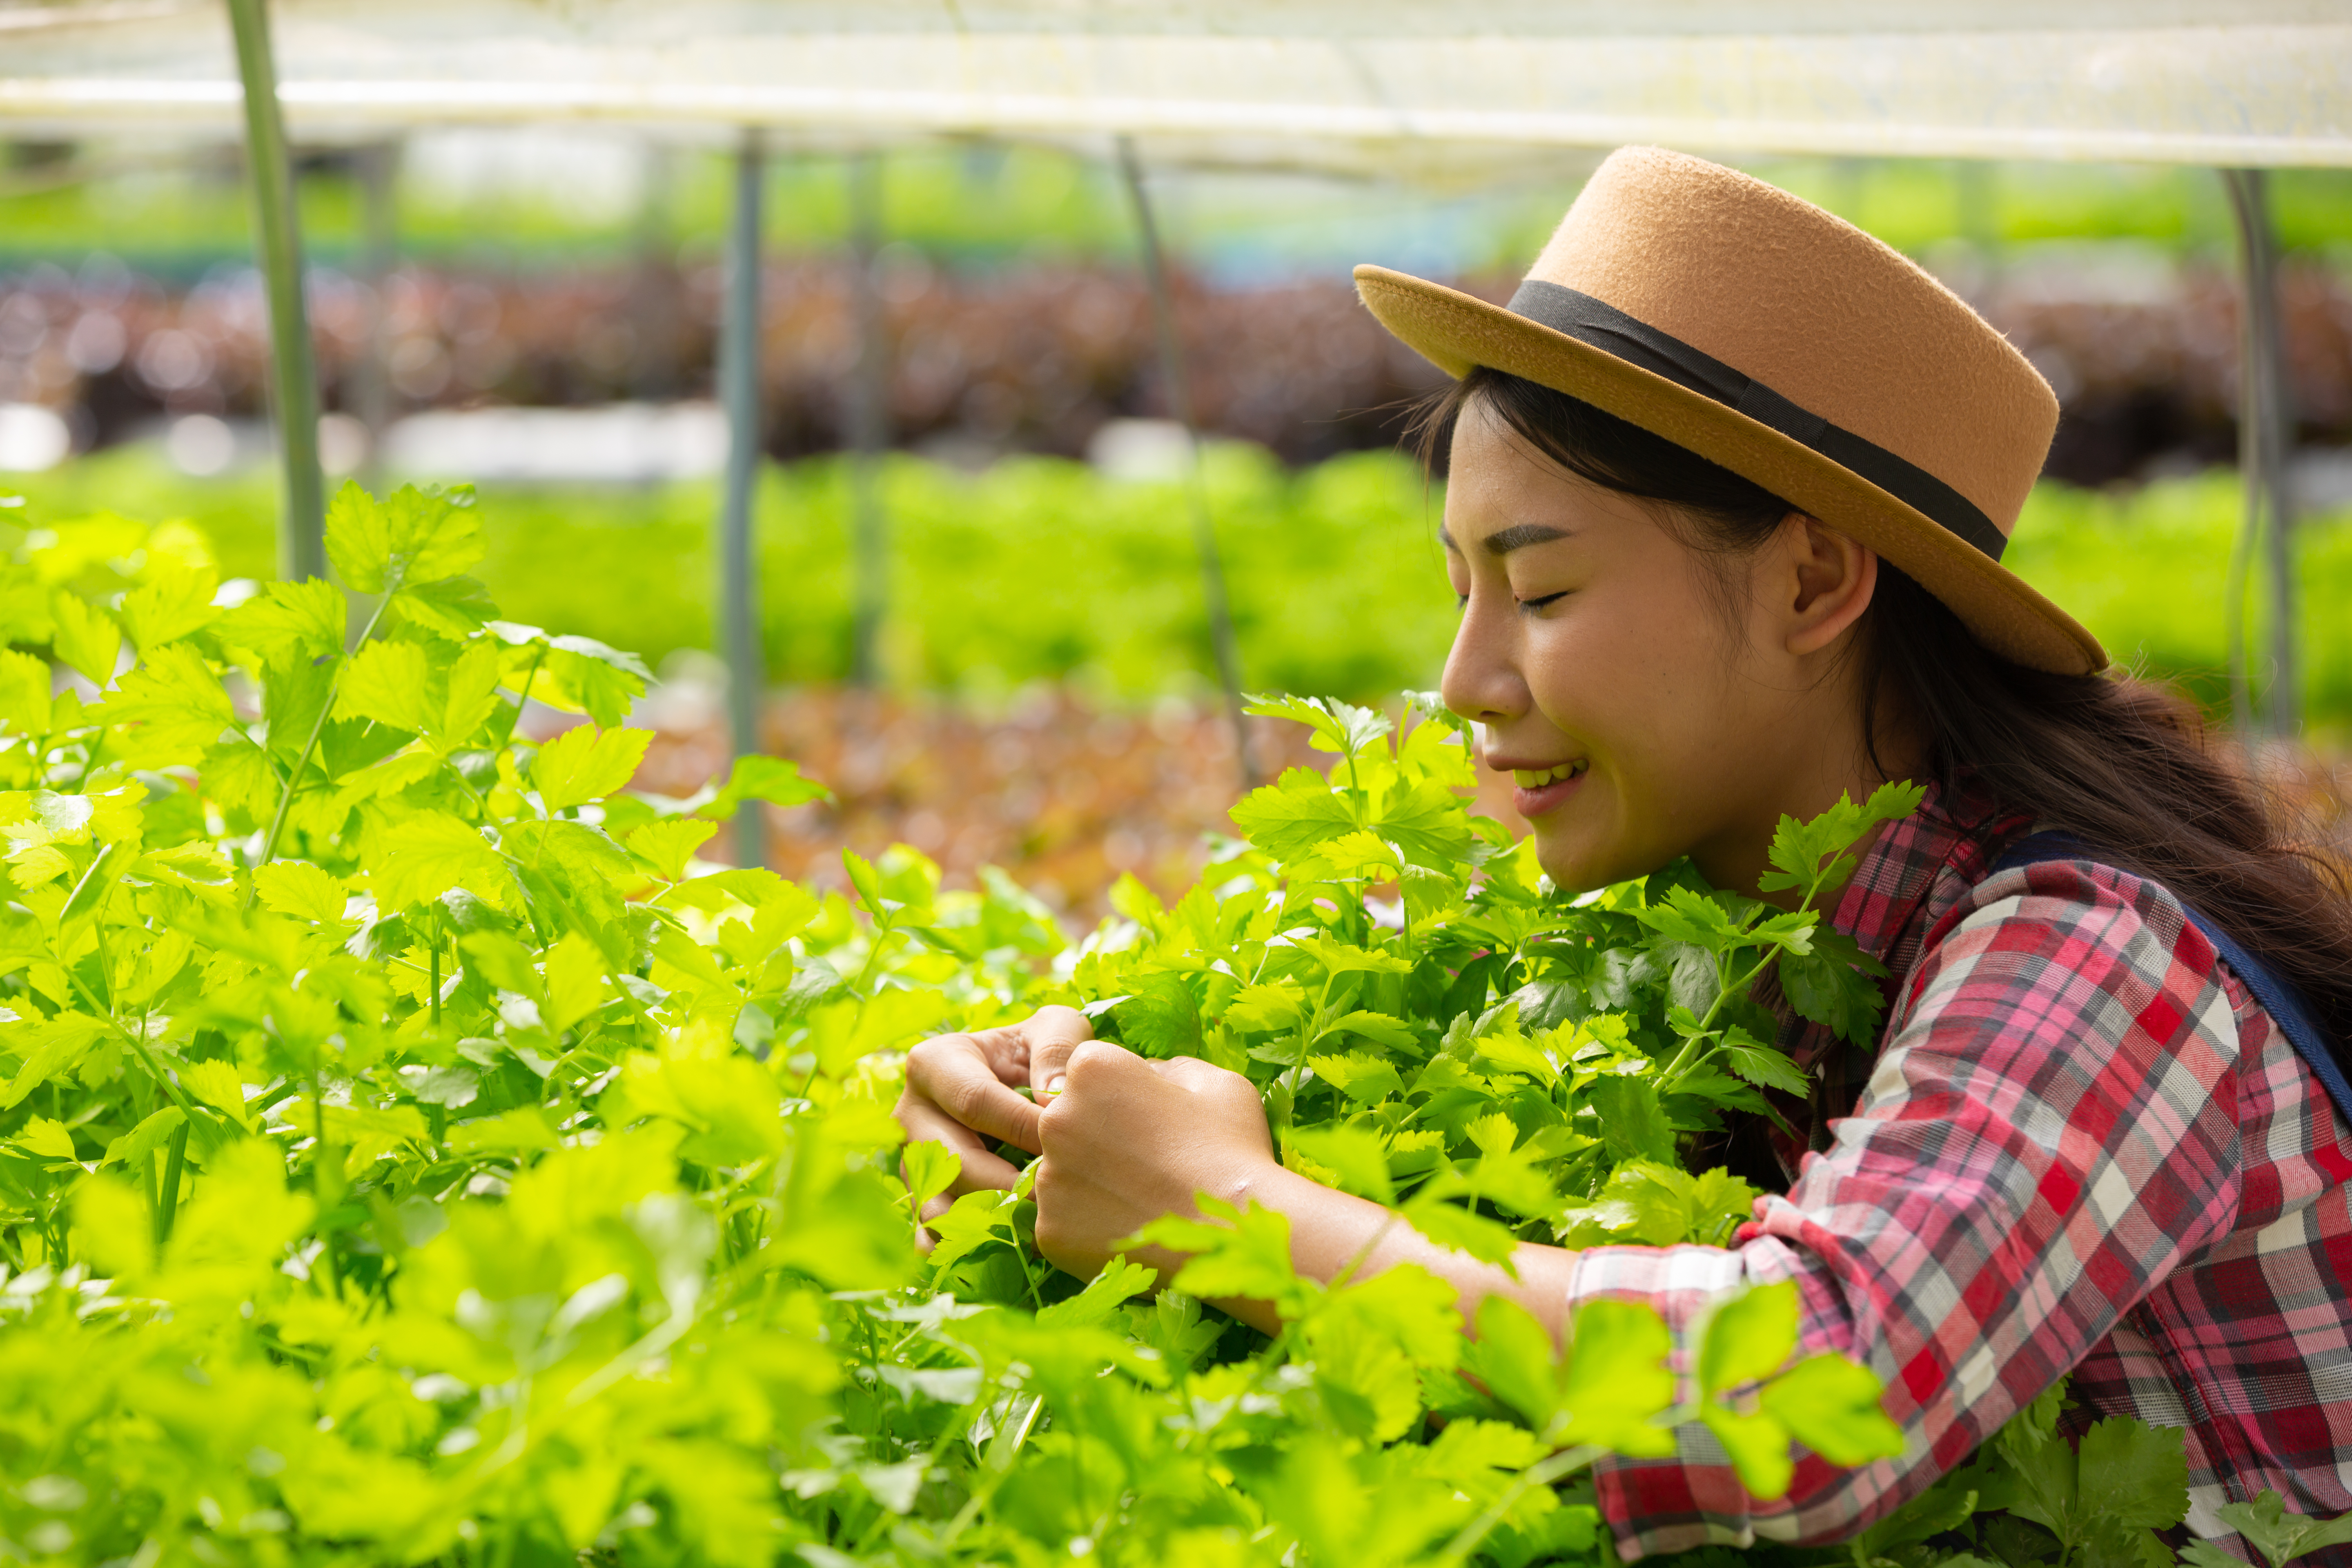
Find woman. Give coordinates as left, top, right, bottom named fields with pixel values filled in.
left=893, top=148, right=2352, bottom=1561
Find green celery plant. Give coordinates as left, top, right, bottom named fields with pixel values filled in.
left=0, top=490, right=2335, bottom=1568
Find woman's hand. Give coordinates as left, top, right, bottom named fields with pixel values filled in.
left=1032, top=1041, right=1283, bottom=1283
left=893, top=1004, right=1094, bottom=1230
left=910, top=1024, right=1576, bottom=1339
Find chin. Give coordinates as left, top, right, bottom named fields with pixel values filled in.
left=1533, top=825, right=1664, bottom=896
left=1531, top=832, right=1608, bottom=896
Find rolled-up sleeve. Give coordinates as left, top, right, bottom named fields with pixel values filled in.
left=1566, top=863, right=2246, bottom=1560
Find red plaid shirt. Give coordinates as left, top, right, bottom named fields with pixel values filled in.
left=1571, top=781, right=2352, bottom=1563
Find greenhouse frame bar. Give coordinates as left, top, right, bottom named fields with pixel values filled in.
left=718, top=130, right=769, bottom=869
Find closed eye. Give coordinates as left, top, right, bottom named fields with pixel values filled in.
left=1516, top=591, right=1569, bottom=613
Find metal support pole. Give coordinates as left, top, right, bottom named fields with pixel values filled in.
left=719, top=132, right=769, bottom=868
left=1116, top=136, right=1256, bottom=788
left=846, top=150, right=889, bottom=688
left=352, top=138, right=399, bottom=490
left=628, top=141, right=685, bottom=401
left=226, top=0, right=325, bottom=581
left=2221, top=168, right=2299, bottom=744
left=1953, top=159, right=2000, bottom=305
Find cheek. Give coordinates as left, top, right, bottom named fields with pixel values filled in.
left=1519, top=588, right=1755, bottom=877
left=1521, top=592, right=1721, bottom=760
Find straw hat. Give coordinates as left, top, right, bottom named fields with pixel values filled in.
left=1356, top=146, right=2105, bottom=675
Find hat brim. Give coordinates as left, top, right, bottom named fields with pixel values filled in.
left=1356, top=265, right=2106, bottom=677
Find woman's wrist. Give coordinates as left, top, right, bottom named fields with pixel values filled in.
left=1210, top=1161, right=1405, bottom=1281
left=1192, top=1162, right=1579, bottom=1340
left=1212, top=1152, right=1294, bottom=1213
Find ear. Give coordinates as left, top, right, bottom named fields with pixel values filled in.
left=1776, top=515, right=1878, bottom=657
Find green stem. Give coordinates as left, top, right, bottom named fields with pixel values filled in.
left=87, top=919, right=117, bottom=1012
left=962, top=1392, right=1047, bottom=1541
left=1436, top=1445, right=1603, bottom=1566
left=1296, top=973, right=1337, bottom=1082
left=512, top=864, right=648, bottom=1038
left=312, top=1079, right=344, bottom=1298
left=447, top=766, right=492, bottom=817
left=1020, top=1243, right=1047, bottom=1313
left=1697, top=937, right=1780, bottom=1036
left=495, top=644, right=548, bottom=751
left=848, top=914, right=899, bottom=996
left=1657, top=939, right=1788, bottom=1090
left=156, top=1121, right=190, bottom=1246
left=65, top=968, right=192, bottom=1115
left=59, top=839, right=118, bottom=925
left=1002, top=1392, right=1049, bottom=1467
left=1654, top=1027, right=1713, bottom=1089
left=252, top=592, right=393, bottom=882
left=1657, top=858, right=1851, bottom=1092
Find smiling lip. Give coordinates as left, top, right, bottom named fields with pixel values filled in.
left=1489, top=756, right=1590, bottom=817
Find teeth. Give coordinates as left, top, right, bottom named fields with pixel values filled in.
left=1510, top=761, right=1586, bottom=788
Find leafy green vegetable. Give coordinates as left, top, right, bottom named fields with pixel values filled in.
left=2188, top=1492, right=2352, bottom=1568
left=0, top=486, right=2277, bottom=1568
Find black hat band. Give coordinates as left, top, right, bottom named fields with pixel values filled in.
left=1506, top=278, right=2010, bottom=564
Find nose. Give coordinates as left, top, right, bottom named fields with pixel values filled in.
left=1439, top=590, right=1527, bottom=729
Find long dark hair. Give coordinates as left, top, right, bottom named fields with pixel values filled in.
left=1414, top=365, right=2352, bottom=1049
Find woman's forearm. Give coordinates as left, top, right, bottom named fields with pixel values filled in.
left=1213, top=1164, right=1581, bottom=1338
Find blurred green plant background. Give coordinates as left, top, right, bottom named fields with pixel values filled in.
left=9, top=138, right=2347, bottom=744
left=7, top=448, right=2343, bottom=737
left=7, top=143, right=2351, bottom=274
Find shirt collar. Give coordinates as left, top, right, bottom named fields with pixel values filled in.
left=1826, top=775, right=2016, bottom=966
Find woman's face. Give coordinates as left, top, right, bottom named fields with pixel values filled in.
left=1437, top=399, right=1867, bottom=895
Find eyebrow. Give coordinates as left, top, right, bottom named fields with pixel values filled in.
left=1437, top=522, right=1577, bottom=557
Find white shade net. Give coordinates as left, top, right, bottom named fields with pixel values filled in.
left=1, top=0, right=2348, bottom=178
